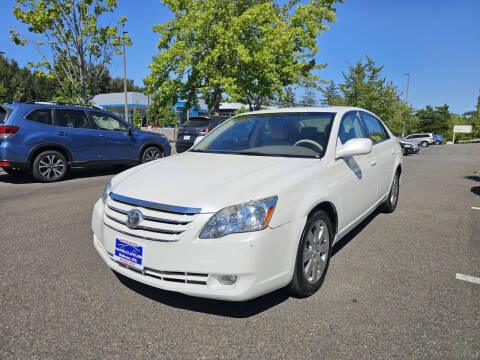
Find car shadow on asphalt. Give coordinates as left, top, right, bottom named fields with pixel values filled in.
left=0, top=166, right=130, bottom=184
left=332, top=209, right=379, bottom=257
left=114, top=271, right=289, bottom=318
left=114, top=211, right=379, bottom=318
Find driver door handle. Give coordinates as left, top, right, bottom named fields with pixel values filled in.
left=370, top=160, right=377, bottom=166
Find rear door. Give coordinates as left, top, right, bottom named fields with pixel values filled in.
left=89, top=111, right=137, bottom=160
left=360, top=112, right=396, bottom=198
left=53, top=108, right=101, bottom=162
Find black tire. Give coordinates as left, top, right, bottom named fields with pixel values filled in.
left=32, top=150, right=68, bottom=182
left=141, top=146, right=164, bottom=163
left=289, top=210, right=333, bottom=298
left=3, top=167, right=28, bottom=177
left=420, top=141, right=429, bottom=148
left=379, top=171, right=400, bottom=213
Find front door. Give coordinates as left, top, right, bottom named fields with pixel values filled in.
left=335, top=111, right=379, bottom=231
left=89, top=111, right=137, bottom=160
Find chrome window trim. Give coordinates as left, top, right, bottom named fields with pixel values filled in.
left=110, top=192, right=201, bottom=215
left=107, top=204, right=192, bottom=225
left=104, top=222, right=179, bottom=242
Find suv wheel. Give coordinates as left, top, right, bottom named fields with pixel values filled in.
left=421, top=141, right=429, bottom=147
left=289, top=210, right=333, bottom=298
left=32, top=150, right=68, bottom=182
left=141, top=146, right=163, bottom=163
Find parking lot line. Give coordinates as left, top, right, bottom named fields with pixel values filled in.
left=456, top=273, right=480, bottom=285
left=471, top=207, right=480, bottom=210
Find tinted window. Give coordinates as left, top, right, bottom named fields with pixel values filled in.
left=26, top=109, right=52, bottom=125
left=361, top=113, right=386, bottom=143
left=0, top=107, right=7, bottom=123
left=90, top=111, right=128, bottom=132
left=183, top=119, right=211, bottom=128
left=338, top=112, right=366, bottom=144
left=54, top=109, right=91, bottom=129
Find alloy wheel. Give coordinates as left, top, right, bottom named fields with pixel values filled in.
left=303, top=220, right=330, bottom=284
left=390, top=174, right=399, bottom=205
left=144, top=148, right=162, bottom=162
left=38, top=154, right=65, bottom=180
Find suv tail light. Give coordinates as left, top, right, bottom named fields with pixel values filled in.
left=198, top=128, right=212, bottom=134
left=0, top=125, right=20, bottom=139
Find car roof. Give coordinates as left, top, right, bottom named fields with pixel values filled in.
left=8, top=101, right=104, bottom=112
left=234, top=106, right=370, bottom=116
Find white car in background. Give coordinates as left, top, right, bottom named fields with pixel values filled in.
left=92, top=107, right=403, bottom=301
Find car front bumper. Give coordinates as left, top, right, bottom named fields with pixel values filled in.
left=92, top=199, right=306, bottom=301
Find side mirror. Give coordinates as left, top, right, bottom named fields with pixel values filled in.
left=335, top=138, right=372, bottom=159
left=193, top=135, right=205, bottom=146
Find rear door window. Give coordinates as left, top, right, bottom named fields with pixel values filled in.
left=26, top=109, right=53, bottom=125
left=54, top=109, right=91, bottom=129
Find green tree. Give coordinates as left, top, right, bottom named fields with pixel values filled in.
left=147, top=98, right=178, bottom=127
left=320, top=80, right=343, bottom=105
left=10, top=0, right=130, bottom=104
left=337, top=56, right=403, bottom=130
left=145, top=0, right=341, bottom=113
left=131, top=110, right=143, bottom=129
left=416, top=104, right=450, bottom=137
left=275, top=87, right=296, bottom=108
left=472, top=91, right=480, bottom=138
left=298, top=89, right=317, bottom=107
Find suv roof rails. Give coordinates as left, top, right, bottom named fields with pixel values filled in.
left=23, top=101, right=103, bottom=110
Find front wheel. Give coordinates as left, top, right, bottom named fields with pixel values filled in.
left=379, top=171, right=400, bottom=213
left=421, top=141, right=429, bottom=148
left=32, top=150, right=68, bottom=182
left=289, top=210, right=333, bottom=298
left=141, top=146, right=163, bottom=163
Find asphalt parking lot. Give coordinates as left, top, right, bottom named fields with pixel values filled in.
left=1, top=144, right=479, bottom=359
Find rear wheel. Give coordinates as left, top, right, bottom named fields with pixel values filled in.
left=141, top=146, right=163, bottom=163
left=32, top=150, right=68, bottom=182
left=289, top=210, right=333, bottom=298
left=380, top=171, right=400, bottom=213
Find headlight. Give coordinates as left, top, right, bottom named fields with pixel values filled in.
left=102, top=181, right=112, bottom=204
left=199, top=196, right=278, bottom=239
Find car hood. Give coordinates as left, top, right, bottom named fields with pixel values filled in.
left=112, top=151, right=317, bottom=213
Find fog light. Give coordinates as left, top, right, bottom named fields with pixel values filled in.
left=214, top=274, right=237, bottom=285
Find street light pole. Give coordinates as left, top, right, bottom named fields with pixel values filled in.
left=402, top=73, right=410, bottom=137
left=122, top=30, right=129, bottom=123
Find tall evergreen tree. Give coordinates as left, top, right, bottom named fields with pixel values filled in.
left=320, top=80, right=343, bottom=105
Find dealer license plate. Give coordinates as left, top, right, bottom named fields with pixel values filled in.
left=114, top=238, right=144, bottom=270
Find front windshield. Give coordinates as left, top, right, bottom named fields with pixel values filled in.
left=191, top=112, right=335, bottom=158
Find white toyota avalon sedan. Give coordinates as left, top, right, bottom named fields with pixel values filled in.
left=92, top=107, right=403, bottom=301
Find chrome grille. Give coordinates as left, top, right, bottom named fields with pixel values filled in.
left=104, top=192, right=200, bottom=242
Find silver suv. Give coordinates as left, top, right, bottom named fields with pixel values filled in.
left=404, top=133, right=434, bottom=147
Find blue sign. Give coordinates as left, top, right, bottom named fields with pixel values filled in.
left=114, top=238, right=144, bottom=270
